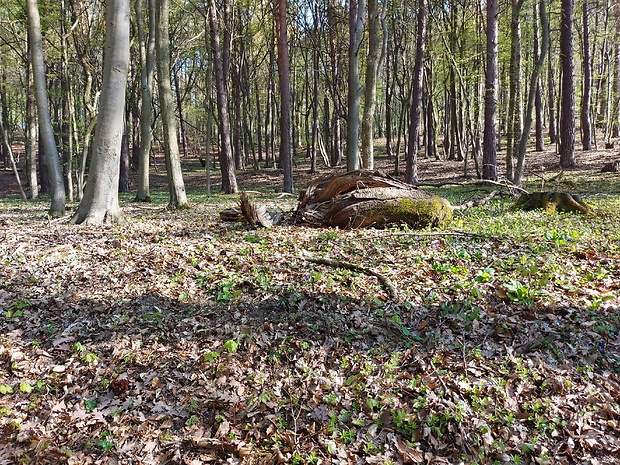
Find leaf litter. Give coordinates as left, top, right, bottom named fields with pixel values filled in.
left=0, top=193, right=619, bottom=465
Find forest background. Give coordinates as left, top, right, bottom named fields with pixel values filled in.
left=1, top=0, right=620, bottom=464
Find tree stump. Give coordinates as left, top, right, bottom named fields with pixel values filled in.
left=295, top=170, right=453, bottom=229
left=512, top=192, right=594, bottom=214
left=601, top=160, right=620, bottom=173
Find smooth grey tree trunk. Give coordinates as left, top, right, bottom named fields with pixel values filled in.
left=156, top=0, right=188, bottom=209
left=25, top=57, right=38, bottom=200
left=346, top=0, right=365, bottom=171
left=134, top=0, right=155, bottom=202
left=26, top=0, right=65, bottom=216
left=70, top=0, right=130, bottom=225
left=483, top=0, right=499, bottom=180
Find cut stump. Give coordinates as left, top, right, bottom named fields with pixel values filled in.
left=511, top=192, right=594, bottom=214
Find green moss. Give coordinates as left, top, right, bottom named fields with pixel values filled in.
left=370, top=196, right=452, bottom=228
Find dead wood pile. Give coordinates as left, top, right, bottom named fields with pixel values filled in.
left=294, top=170, right=452, bottom=229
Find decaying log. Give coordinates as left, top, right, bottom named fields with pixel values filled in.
left=511, top=191, right=594, bottom=214
left=295, top=170, right=453, bottom=229
left=601, top=160, right=620, bottom=173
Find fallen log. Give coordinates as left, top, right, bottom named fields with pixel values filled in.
left=295, top=170, right=453, bottom=229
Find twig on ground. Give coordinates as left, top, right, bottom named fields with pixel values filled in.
left=301, top=252, right=397, bottom=300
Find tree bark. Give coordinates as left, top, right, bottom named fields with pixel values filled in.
left=405, top=0, right=427, bottom=185
left=483, top=0, right=499, bottom=181
left=360, top=0, right=385, bottom=170
left=581, top=0, right=592, bottom=151
left=26, top=0, right=66, bottom=217
left=506, top=0, right=524, bottom=182
left=533, top=0, right=544, bottom=152
left=560, top=0, right=577, bottom=168
left=208, top=0, right=237, bottom=193
left=346, top=0, right=365, bottom=171
left=513, top=0, right=548, bottom=186
left=275, top=0, right=293, bottom=193
left=70, top=0, right=130, bottom=225
left=155, top=0, right=188, bottom=208
left=134, top=0, right=155, bottom=202
left=25, top=56, right=38, bottom=200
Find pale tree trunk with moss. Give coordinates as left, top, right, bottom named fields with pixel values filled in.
left=559, top=0, right=576, bottom=168
left=581, top=0, right=592, bottom=151
left=361, top=0, right=386, bottom=170
left=26, top=0, right=65, bottom=216
left=70, top=0, right=129, bottom=225
left=346, top=0, right=365, bottom=171
left=156, top=0, right=187, bottom=208
left=135, top=0, right=156, bottom=202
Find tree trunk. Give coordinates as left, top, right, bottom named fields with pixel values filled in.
left=275, top=0, right=293, bottom=193
left=581, top=0, right=593, bottom=151
left=70, top=0, right=130, bottom=225
left=0, top=70, right=10, bottom=169
left=155, top=0, right=188, bottom=208
left=560, top=0, right=577, bottom=168
left=533, top=0, right=544, bottom=152
left=134, top=0, right=155, bottom=202
left=405, top=0, right=427, bottom=185
left=208, top=0, right=237, bottom=193
left=26, top=0, right=66, bottom=217
left=483, top=0, right=499, bottom=180
left=548, top=38, right=557, bottom=144
left=346, top=0, right=365, bottom=171
left=361, top=0, right=385, bottom=170
left=26, top=57, right=39, bottom=200
left=513, top=0, right=548, bottom=186
left=506, top=0, right=524, bottom=182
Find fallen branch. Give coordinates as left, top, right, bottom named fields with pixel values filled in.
left=302, top=253, right=398, bottom=300
left=418, top=179, right=529, bottom=195
left=452, top=190, right=501, bottom=210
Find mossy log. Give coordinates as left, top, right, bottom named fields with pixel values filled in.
left=511, top=192, right=594, bottom=214
left=295, top=170, right=453, bottom=229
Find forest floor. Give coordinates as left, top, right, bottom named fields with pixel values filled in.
left=1, top=144, right=620, bottom=464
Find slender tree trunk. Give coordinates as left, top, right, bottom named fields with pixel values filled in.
left=514, top=0, right=548, bottom=186
left=70, top=0, right=130, bottom=225
left=405, top=0, right=427, bottom=184
left=361, top=0, right=385, bottom=170
left=26, top=58, right=39, bottom=200
left=483, top=0, right=499, bottom=180
left=0, top=70, right=10, bottom=169
left=346, top=0, right=365, bottom=171
left=613, top=5, right=620, bottom=138
left=533, top=0, right=544, bottom=152
left=155, top=0, right=187, bottom=208
left=208, top=0, right=237, bottom=193
left=548, top=38, right=557, bottom=144
left=173, top=69, right=188, bottom=158
left=135, top=0, right=155, bottom=202
left=275, top=0, right=293, bottom=193
left=560, top=0, right=577, bottom=168
left=26, top=0, right=65, bottom=216
left=310, top=46, right=319, bottom=173
left=581, top=0, right=592, bottom=151
left=506, top=0, right=524, bottom=182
